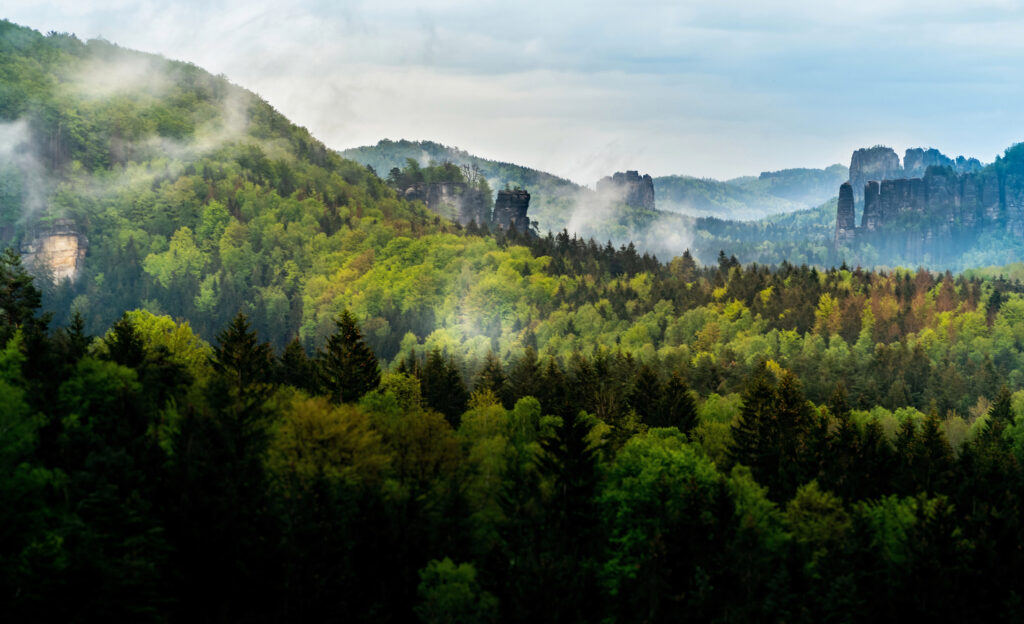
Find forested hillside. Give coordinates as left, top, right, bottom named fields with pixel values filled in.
left=655, top=164, right=846, bottom=220
left=341, top=139, right=583, bottom=231
left=6, top=18, right=1024, bottom=623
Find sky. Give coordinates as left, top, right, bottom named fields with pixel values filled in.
left=6, top=0, right=1024, bottom=185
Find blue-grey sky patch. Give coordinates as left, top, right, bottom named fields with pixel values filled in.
left=5, top=0, right=1024, bottom=183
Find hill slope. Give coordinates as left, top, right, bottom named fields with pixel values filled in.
left=341, top=139, right=584, bottom=231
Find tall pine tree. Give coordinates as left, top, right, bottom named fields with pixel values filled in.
left=317, top=309, right=380, bottom=404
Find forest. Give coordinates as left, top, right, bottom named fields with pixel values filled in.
left=5, top=247, right=1024, bottom=622
left=5, top=18, right=1024, bottom=623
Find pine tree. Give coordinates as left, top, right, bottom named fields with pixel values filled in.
left=729, top=367, right=818, bottom=500
left=474, top=350, right=510, bottom=407
left=276, top=336, right=314, bottom=391
left=507, top=346, right=541, bottom=402
left=629, top=363, right=662, bottom=425
left=317, top=309, right=380, bottom=404
left=212, top=312, right=275, bottom=407
left=421, top=348, right=468, bottom=427
left=104, top=313, right=146, bottom=369
left=0, top=247, right=43, bottom=342
left=984, top=385, right=1015, bottom=441
left=656, top=373, right=698, bottom=433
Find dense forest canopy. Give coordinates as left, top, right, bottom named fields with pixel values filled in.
left=5, top=17, right=1024, bottom=623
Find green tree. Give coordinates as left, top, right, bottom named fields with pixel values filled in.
left=317, top=309, right=380, bottom=404
left=415, top=558, right=498, bottom=624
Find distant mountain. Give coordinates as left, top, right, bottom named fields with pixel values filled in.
left=654, top=165, right=847, bottom=220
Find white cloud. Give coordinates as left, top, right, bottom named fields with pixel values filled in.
left=5, top=0, right=1024, bottom=181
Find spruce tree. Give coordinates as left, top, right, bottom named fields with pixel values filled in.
left=656, top=373, right=698, bottom=433
left=507, top=346, right=541, bottom=402
left=277, top=336, right=314, bottom=391
left=317, top=309, right=380, bottom=404
left=474, top=350, right=510, bottom=407
left=421, top=348, right=468, bottom=427
left=628, top=363, right=662, bottom=425
left=984, top=385, right=1015, bottom=440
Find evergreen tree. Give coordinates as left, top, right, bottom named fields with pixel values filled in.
left=507, top=346, right=541, bottom=402
left=276, top=336, right=314, bottom=392
left=984, top=385, right=1015, bottom=441
left=0, top=248, right=43, bottom=342
left=475, top=350, right=511, bottom=408
left=628, top=363, right=662, bottom=425
left=421, top=348, right=469, bottom=427
left=317, top=309, right=380, bottom=404
left=655, top=373, right=698, bottom=433
left=729, top=367, right=819, bottom=500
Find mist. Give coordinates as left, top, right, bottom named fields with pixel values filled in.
left=562, top=182, right=694, bottom=261
left=0, top=119, right=48, bottom=225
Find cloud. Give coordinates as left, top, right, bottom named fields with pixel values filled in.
left=5, top=1, right=1024, bottom=182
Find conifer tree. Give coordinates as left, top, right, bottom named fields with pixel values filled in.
left=656, top=373, right=698, bottom=433
left=474, top=350, right=510, bottom=407
left=317, top=309, right=380, bottom=404
left=507, top=346, right=541, bottom=402
left=984, top=385, right=1015, bottom=440
left=276, top=336, right=314, bottom=391
left=729, top=367, right=818, bottom=499
left=421, top=348, right=468, bottom=427
left=629, top=363, right=662, bottom=424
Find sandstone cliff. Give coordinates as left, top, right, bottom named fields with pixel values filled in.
left=399, top=181, right=491, bottom=226
left=596, top=170, right=655, bottom=211
left=835, top=162, right=1009, bottom=262
left=492, top=189, right=531, bottom=233
left=903, top=148, right=982, bottom=178
left=849, top=147, right=901, bottom=203
left=21, top=218, right=87, bottom=283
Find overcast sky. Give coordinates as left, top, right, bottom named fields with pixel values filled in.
left=6, top=1, right=1024, bottom=184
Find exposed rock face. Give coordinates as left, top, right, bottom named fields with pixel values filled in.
left=491, top=189, right=531, bottom=233
left=849, top=147, right=901, bottom=203
left=596, top=170, right=655, bottom=210
left=21, top=218, right=87, bottom=283
left=835, top=182, right=856, bottom=245
left=835, top=166, right=1015, bottom=262
left=903, top=148, right=982, bottom=178
left=399, top=182, right=490, bottom=226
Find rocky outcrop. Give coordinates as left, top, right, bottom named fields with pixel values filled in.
left=399, top=182, right=490, bottom=226
left=596, top=170, right=655, bottom=210
left=834, top=165, right=1014, bottom=262
left=849, top=147, right=902, bottom=203
left=903, top=148, right=982, bottom=178
left=491, top=189, right=531, bottom=233
left=21, top=218, right=87, bottom=283
left=835, top=182, right=856, bottom=245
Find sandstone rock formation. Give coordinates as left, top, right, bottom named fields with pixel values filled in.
left=849, top=147, right=901, bottom=203
left=399, top=182, right=490, bottom=226
left=596, top=170, right=655, bottom=211
left=903, top=148, right=982, bottom=178
left=835, top=166, right=1009, bottom=262
left=835, top=182, right=856, bottom=246
left=491, top=189, right=531, bottom=233
left=21, top=218, right=87, bottom=283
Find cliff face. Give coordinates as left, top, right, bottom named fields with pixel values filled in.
left=834, top=166, right=1011, bottom=261
left=835, top=182, right=856, bottom=245
left=904, top=148, right=982, bottom=178
left=21, top=218, right=87, bottom=283
left=399, top=182, right=490, bottom=226
left=596, top=170, right=655, bottom=210
left=492, top=189, right=531, bottom=233
left=849, top=147, right=902, bottom=203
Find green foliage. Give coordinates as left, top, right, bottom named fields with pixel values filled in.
left=415, top=558, right=498, bottom=624
left=317, top=309, right=380, bottom=404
